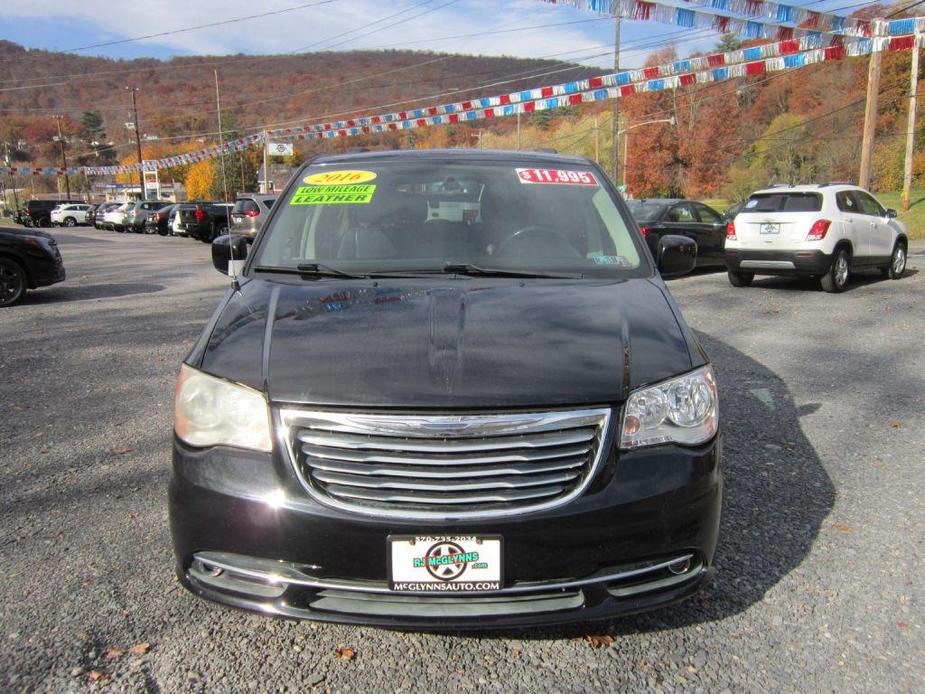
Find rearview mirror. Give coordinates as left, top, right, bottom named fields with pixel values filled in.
left=212, top=234, right=249, bottom=276
left=886, top=208, right=898, bottom=218
left=657, top=235, right=697, bottom=279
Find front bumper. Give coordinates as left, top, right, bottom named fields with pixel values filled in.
left=725, top=248, right=833, bottom=275
left=170, top=433, right=722, bottom=628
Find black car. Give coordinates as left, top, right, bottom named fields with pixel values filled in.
left=170, top=149, right=721, bottom=628
left=0, top=226, right=66, bottom=306
left=626, top=199, right=727, bottom=268
left=174, top=201, right=234, bottom=242
left=144, top=203, right=178, bottom=236
left=21, top=199, right=83, bottom=228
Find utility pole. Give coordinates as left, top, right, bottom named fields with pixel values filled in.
left=610, top=15, right=621, bottom=186
left=516, top=112, right=521, bottom=150
left=623, top=130, right=629, bottom=189
left=594, top=114, right=600, bottom=163
left=3, top=143, right=19, bottom=212
left=902, top=32, right=920, bottom=211
left=127, top=87, right=144, bottom=199
left=859, top=35, right=882, bottom=189
left=53, top=116, right=71, bottom=200
left=261, top=131, right=269, bottom=194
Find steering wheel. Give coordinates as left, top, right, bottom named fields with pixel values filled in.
left=496, top=225, right=581, bottom=258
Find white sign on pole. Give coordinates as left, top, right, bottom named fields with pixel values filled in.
left=266, top=142, right=293, bottom=157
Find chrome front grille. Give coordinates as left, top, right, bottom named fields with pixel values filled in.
left=280, top=408, right=612, bottom=519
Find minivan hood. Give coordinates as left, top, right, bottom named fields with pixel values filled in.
left=196, top=277, right=698, bottom=408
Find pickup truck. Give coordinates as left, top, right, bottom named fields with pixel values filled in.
left=174, top=202, right=234, bottom=242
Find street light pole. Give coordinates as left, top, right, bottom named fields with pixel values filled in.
left=617, top=117, right=675, bottom=195
left=53, top=116, right=71, bottom=200
left=127, top=87, right=144, bottom=199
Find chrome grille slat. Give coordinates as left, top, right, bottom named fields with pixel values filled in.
left=281, top=407, right=612, bottom=520
left=298, top=429, right=595, bottom=453
left=307, top=457, right=587, bottom=479
left=325, top=483, right=567, bottom=505
left=312, top=469, right=580, bottom=491
left=301, top=443, right=592, bottom=466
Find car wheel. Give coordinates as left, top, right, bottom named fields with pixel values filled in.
left=64, top=217, right=76, bottom=227
left=38, top=218, right=51, bottom=228
left=820, top=248, right=850, bottom=293
left=727, top=270, right=754, bottom=287
left=0, top=258, right=27, bottom=307
left=884, top=242, right=907, bottom=280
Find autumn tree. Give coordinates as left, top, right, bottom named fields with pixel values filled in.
left=185, top=160, right=214, bottom=200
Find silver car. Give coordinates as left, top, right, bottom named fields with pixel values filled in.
left=230, top=194, right=276, bottom=239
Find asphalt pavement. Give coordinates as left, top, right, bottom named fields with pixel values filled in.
left=0, top=226, right=922, bottom=692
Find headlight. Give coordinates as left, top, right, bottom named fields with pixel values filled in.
left=174, top=364, right=272, bottom=452
left=620, top=365, right=718, bottom=449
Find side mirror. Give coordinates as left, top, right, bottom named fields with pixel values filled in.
left=657, top=234, right=697, bottom=279
left=886, top=208, right=898, bottom=218
left=212, top=234, right=249, bottom=275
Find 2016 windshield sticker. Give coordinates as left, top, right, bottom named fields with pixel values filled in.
left=516, top=168, right=598, bottom=186
left=289, top=184, right=376, bottom=205
left=303, top=170, right=377, bottom=185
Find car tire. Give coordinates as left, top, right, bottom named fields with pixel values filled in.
left=727, top=270, right=754, bottom=287
left=884, top=241, right=907, bottom=280
left=38, top=218, right=51, bottom=228
left=820, top=248, right=850, bottom=293
left=64, top=217, right=76, bottom=227
left=0, top=257, right=28, bottom=307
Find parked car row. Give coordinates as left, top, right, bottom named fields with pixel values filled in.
left=626, top=184, right=908, bottom=293
left=88, top=198, right=274, bottom=242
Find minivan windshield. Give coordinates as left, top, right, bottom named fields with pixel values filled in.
left=251, top=161, right=648, bottom=278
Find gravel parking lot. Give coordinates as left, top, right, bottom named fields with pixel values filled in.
left=1, top=226, right=922, bottom=693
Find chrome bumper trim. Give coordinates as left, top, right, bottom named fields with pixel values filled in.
left=191, top=551, right=696, bottom=596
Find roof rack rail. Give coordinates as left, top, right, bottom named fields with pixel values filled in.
left=817, top=181, right=852, bottom=188
left=533, top=148, right=558, bottom=154
left=767, top=183, right=792, bottom=188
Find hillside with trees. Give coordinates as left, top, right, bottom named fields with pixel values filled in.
left=1, top=4, right=921, bottom=201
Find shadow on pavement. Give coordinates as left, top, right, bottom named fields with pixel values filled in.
left=457, top=331, right=835, bottom=640
left=21, top=283, right=165, bottom=304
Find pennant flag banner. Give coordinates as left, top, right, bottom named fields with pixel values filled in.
left=534, top=0, right=921, bottom=41
left=2, top=30, right=921, bottom=178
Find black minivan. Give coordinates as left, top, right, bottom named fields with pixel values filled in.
left=170, top=149, right=721, bottom=628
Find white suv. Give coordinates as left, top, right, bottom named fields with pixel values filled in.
left=724, top=184, right=908, bottom=292
left=50, top=203, right=92, bottom=227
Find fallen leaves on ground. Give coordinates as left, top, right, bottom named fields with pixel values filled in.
left=128, top=642, right=151, bottom=656
left=40, top=444, right=49, bottom=453
left=584, top=634, right=614, bottom=648
left=334, top=646, right=356, bottom=660
left=107, top=446, right=134, bottom=455
left=87, top=670, right=111, bottom=684
left=103, top=647, right=124, bottom=660
left=831, top=523, right=853, bottom=533
left=888, top=420, right=904, bottom=429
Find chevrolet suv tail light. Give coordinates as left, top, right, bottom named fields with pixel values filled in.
left=244, top=209, right=259, bottom=218
left=639, top=225, right=651, bottom=236
left=726, top=221, right=736, bottom=240
left=806, top=219, right=831, bottom=241
left=194, top=207, right=207, bottom=222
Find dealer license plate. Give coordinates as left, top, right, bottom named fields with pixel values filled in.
left=388, top=535, right=502, bottom=592
left=760, top=222, right=780, bottom=234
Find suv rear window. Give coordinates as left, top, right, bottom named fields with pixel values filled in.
left=234, top=199, right=259, bottom=214
left=742, top=193, right=822, bottom=213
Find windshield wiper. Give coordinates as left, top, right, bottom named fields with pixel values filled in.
left=441, top=263, right=582, bottom=279
left=251, top=264, right=368, bottom=279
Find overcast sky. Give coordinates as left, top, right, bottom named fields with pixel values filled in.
left=0, top=0, right=869, bottom=70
